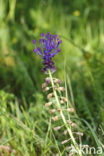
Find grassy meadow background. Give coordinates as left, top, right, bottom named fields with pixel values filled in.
left=0, top=0, right=104, bottom=155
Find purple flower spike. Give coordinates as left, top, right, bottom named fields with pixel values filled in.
left=33, top=40, right=36, bottom=45
left=57, top=48, right=61, bottom=52
left=41, top=33, right=44, bottom=37
left=33, top=32, right=62, bottom=73
left=58, top=40, right=62, bottom=44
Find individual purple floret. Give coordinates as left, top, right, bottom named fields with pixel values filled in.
left=33, top=32, right=62, bottom=73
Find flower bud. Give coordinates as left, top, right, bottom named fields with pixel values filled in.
left=76, top=132, right=83, bottom=136
left=54, top=86, right=58, bottom=91
left=45, top=77, right=51, bottom=84
left=52, top=116, right=58, bottom=121
left=45, top=102, right=52, bottom=107
left=66, top=146, right=71, bottom=150
left=42, top=83, right=47, bottom=88
left=67, top=120, right=72, bottom=124
left=61, top=97, right=67, bottom=102
left=47, top=93, right=53, bottom=99
left=54, top=79, right=62, bottom=84
left=59, top=87, right=65, bottom=92
left=43, top=87, right=50, bottom=92
left=54, top=126, right=61, bottom=131
left=71, top=123, right=77, bottom=127
left=57, top=108, right=61, bottom=112
left=61, top=139, right=69, bottom=144
left=63, top=130, right=67, bottom=135
left=67, top=108, right=74, bottom=112
left=50, top=109, right=56, bottom=114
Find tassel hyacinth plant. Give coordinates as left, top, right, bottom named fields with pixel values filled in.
left=33, top=32, right=84, bottom=156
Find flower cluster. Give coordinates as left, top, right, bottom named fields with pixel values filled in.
left=33, top=32, right=62, bottom=73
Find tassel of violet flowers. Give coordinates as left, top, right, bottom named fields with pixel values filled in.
left=33, top=32, right=83, bottom=156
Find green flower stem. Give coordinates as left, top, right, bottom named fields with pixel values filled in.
left=48, top=70, right=82, bottom=156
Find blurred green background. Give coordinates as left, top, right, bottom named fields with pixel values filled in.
left=0, top=0, right=104, bottom=155
left=0, top=0, right=104, bottom=98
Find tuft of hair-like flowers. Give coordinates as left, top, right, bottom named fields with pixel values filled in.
left=33, top=32, right=62, bottom=73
